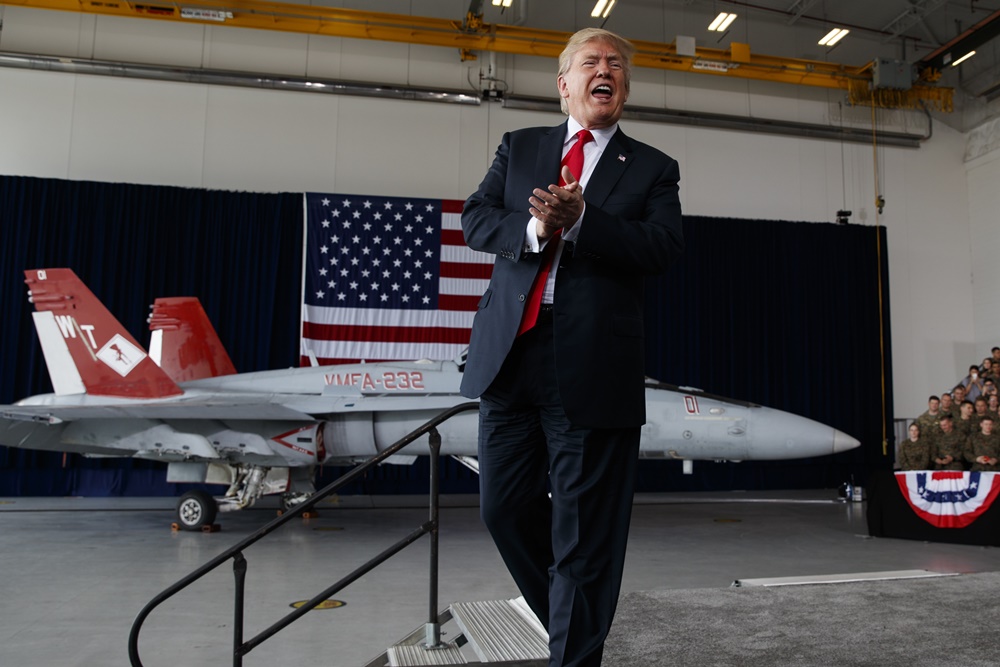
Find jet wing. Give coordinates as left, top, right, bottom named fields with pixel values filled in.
left=3, top=391, right=473, bottom=424
left=1, top=399, right=313, bottom=423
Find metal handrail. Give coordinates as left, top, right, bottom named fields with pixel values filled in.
left=128, top=400, right=480, bottom=667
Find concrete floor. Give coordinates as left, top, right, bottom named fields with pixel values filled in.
left=1, top=491, right=997, bottom=667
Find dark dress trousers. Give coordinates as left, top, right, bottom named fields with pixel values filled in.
left=460, top=121, right=684, bottom=667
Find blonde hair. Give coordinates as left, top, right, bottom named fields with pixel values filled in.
left=557, top=28, right=635, bottom=114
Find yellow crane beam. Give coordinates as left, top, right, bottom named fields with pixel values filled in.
left=3, top=0, right=953, bottom=111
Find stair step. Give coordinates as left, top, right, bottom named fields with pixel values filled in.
left=387, top=643, right=467, bottom=666
left=450, top=600, right=548, bottom=664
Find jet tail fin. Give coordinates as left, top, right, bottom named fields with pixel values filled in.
left=148, top=297, right=237, bottom=382
left=24, top=269, right=183, bottom=398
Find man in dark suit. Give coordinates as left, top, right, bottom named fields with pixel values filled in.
left=460, top=28, right=684, bottom=667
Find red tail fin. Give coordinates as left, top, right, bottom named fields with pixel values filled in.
left=148, top=297, right=237, bottom=382
left=25, top=269, right=183, bottom=398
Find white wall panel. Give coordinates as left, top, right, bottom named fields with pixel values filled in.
left=201, top=87, right=339, bottom=193
left=331, top=96, right=464, bottom=198
left=507, top=54, right=561, bottom=101
left=0, top=69, right=74, bottom=178
left=203, top=25, right=307, bottom=74
left=0, top=6, right=95, bottom=58
left=91, top=15, right=206, bottom=67
left=967, top=152, right=1000, bottom=364
left=627, top=67, right=669, bottom=109
left=66, top=76, right=208, bottom=186
left=304, top=35, right=345, bottom=80
left=405, top=44, right=479, bottom=92
left=681, top=75, right=756, bottom=116
left=885, top=123, right=975, bottom=413
left=675, top=127, right=828, bottom=221
left=338, top=39, right=411, bottom=86
left=793, top=140, right=839, bottom=219
left=457, top=105, right=492, bottom=200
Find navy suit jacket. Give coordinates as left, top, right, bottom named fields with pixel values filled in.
left=460, top=121, right=683, bottom=429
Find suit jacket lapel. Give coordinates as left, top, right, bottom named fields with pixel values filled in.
left=585, top=128, right=633, bottom=207
left=536, top=123, right=567, bottom=187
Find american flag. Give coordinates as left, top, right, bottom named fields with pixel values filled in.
left=300, top=193, right=493, bottom=365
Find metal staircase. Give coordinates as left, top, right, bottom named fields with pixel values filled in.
left=366, top=598, right=548, bottom=667
left=128, top=401, right=553, bottom=667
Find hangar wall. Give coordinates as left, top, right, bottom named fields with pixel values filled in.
left=0, top=4, right=983, bottom=418
left=967, top=148, right=1000, bottom=360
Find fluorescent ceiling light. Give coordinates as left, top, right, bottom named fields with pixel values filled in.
left=592, top=0, right=616, bottom=18
left=951, top=50, right=976, bottom=66
left=819, top=28, right=849, bottom=47
left=708, top=12, right=737, bottom=32
left=491, top=0, right=513, bottom=6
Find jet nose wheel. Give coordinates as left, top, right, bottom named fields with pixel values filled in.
left=176, top=490, right=218, bottom=530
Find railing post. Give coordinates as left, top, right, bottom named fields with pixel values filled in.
left=233, top=552, right=247, bottom=667
left=424, top=427, right=442, bottom=648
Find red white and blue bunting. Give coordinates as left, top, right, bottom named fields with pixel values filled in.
left=895, top=471, right=1000, bottom=529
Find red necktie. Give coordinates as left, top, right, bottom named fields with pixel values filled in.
left=517, top=129, right=594, bottom=336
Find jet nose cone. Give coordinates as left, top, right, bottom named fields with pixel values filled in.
left=832, top=429, right=861, bottom=453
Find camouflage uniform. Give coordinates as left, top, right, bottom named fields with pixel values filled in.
left=956, top=417, right=976, bottom=439
left=914, top=410, right=942, bottom=436
left=970, top=412, right=990, bottom=433
left=965, top=431, right=1000, bottom=472
left=898, top=439, right=932, bottom=471
left=929, top=428, right=966, bottom=471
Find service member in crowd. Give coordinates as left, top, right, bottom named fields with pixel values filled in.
left=914, top=395, right=942, bottom=435
left=966, top=416, right=1000, bottom=472
left=953, top=384, right=967, bottom=407
left=955, top=400, right=976, bottom=439
left=939, top=391, right=955, bottom=419
left=898, top=423, right=931, bottom=471
left=971, top=396, right=990, bottom=432
left=930, top=414, right=965, bottom=471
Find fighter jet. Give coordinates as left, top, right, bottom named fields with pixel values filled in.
left=0, top=269, right=859, bottom=530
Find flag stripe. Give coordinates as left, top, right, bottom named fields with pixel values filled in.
left=441, top=229, right=467, bottom=246
left=302, top=322, right=475, bottom=345
left=301, top=340, right=469, bottom=362
left=440, top=277, right=490, bottom=295
left=441, top=245, right=494, bottom=265
left=439, top=294, right=483, bottom=311
left=302, top=304, right=475, bottom=327
left=440, top=263, right=494, bottom=280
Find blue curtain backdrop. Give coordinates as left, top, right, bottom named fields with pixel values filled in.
left=0, top=175, right=889, bottom=496
left=641, top=216, right=891, bottom=492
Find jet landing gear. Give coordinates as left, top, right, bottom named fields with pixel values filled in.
left=280, top=492, right=312, bottom=512
left=170, top=465, right=315, bottom=530
left=174, top=489, right=219, bottom=531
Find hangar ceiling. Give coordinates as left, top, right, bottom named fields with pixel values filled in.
left=4, top=0, right=1000, bottom=125
left=661, top=0, right=1000, bottom=103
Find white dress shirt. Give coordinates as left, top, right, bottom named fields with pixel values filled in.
left=523, top=117, right=618, bottom=304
